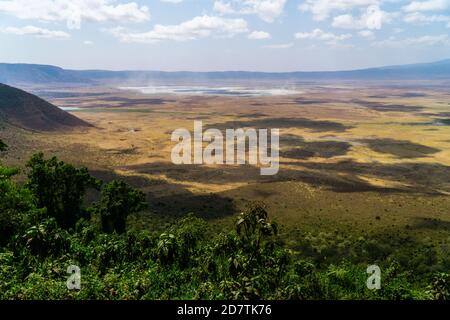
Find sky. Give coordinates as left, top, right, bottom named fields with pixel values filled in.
left=0, top=0, right=449, bottom=71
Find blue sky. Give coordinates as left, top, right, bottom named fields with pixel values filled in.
left=0, top=0, right=449, bottom=71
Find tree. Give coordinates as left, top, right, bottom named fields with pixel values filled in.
left=26, top=153, right=101, bottom=229
left=92, top=180, right=147, bottom=234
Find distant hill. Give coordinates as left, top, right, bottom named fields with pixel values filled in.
left=0, top=63, right=88, bottom=84
left=0, top=83, right=91, bottom=131
left=0, top=59, right=450, bottom=84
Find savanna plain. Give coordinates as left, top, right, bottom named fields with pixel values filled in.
left=1, top=80, right=450, bottom=299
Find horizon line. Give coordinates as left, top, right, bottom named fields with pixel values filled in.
left=1, top=58, right=449, bottom=74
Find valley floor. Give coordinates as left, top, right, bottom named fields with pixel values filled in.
left=2, top=80, right=450, bottom=241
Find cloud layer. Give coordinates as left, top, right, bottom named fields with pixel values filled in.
left=0, top=0, right=449, bottom=54
left=108, top=15, right=248, bottom=43
left=214, top=0, right=287, bottom=23
left=332, top=5, right=394, bottom=30
left=295, top=28, right=352, bottom=45
left=0, top=0, right=149, bottom=29
left=248, top=30, right=271, bottom=39
left=0, top=25, right=70, bottom=38
left=299, top=0, right=379, bottom=21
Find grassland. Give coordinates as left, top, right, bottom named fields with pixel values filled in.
left=2, top=80, right=449, bottom=245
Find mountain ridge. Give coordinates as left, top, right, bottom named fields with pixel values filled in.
left=1, top=59, right=450, bottom=84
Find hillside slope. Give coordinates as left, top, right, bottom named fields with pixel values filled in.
left=0, top=83, right=91, bottom=131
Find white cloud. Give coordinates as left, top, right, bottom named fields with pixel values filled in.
left=263, top=42, right=293, bottom=49
left=248, top=30, right=271, bottom=39
left=299, top=0, right=379, bottom=21
left=213, top=1, right=235, bottom=15
left=295, top=28, right=352, bottom=45
left=403, top=12, right=450, bottom=24
left=83, top=40, right=94, bottom=45
left=332, top=5, right=394, bottom=30
left=108, top=15, right=248, bottom=43
left=0, top=25, right=70, bottom=38
left=0, top=0, right=150, bottom=29
left=213, top=0, right=287, bottom=23
left=332, top=15, right=356, bottom=28
left=403, top=0, right=450, bottom=12
left=373, top=34, right=450, bottom=47
left=359, top=29, right=375, bottom=38
left=160, top=0, right=183, bottom=3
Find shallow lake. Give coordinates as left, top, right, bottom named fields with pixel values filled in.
left=119, top=85, right=302, bottom=97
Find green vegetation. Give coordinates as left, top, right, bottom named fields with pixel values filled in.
left=0, top=143, right=449, bottom=300
left=90, top=180, right=147, bottom=234
left=26, top=153, right=101, bottom=230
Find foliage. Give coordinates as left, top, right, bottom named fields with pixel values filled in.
left=26, top=153, right=101, bottom=229
left=90, top=180, right=147, bottom=234
left=428, top=273, right=450, bottom=300
left=0, top=164, right=41, bottom=246
left=0, top=153, right=448, bottom=300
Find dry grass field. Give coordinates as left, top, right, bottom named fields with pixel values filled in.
left=2, top=80, right=449, bottom=239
